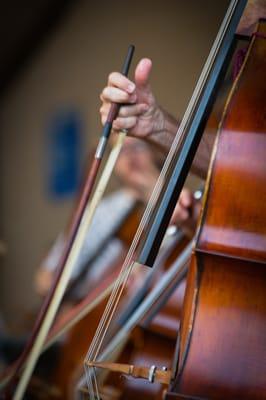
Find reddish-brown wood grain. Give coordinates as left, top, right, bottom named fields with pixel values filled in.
left=166, top=21, right=266, bottom=400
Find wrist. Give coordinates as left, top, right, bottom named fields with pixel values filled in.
left=146, top=105, right=179, bottom=154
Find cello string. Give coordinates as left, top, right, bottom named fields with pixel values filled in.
left=86, top=92, right=193, bottom=359
left=89, top=258, right=136, bottom=361
left=84, top=0, right=239, bottom=395
left=85, top=127, right=185, bottom=373
left=85, top=228, right=157, bottom=398
left=88, top=369, right=99, bottom=400
left=86, top=70, right=197, bottom=362
left=86, top=99, right=192, bottom=356
left=93, top=371, right=100, bottom=400
left=87, top=128, right=185, bottom=372
left=88, top=0, right=238, bottom=368
left=86, top=104, right=192, bottom=364
left=44, top=278, right=115, bottom=351
left=84, top=167, right=166, bottom=358
left=95, top=242, right=192, bottom=367
left=85, top=241, right=192, bottom=399
left=85, top=164, right=168, bottom=362
left=86, top=362, right=102, bottom=400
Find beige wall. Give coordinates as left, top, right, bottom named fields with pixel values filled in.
left=0, top=0, right=229, bottom=323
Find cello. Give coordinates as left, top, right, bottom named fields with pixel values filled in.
left=165, top=18, right=266, bottom=400
left=83, top=2, right=265, bottom=399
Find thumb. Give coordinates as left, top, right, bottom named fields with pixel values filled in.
left=134, top=58, right=152, bottom=92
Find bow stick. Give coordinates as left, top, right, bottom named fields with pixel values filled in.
left=7, top=45, right=134, bottom=400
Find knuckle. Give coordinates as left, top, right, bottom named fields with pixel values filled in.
left=119, top=107, right=127, bottom=117
left=130, top=116, right=137, bottom=127
left=108, top=71, right=116, bottom=83
left=115, top=119, right=123, bottom=129
left=102, top=87, right=108, bottom=97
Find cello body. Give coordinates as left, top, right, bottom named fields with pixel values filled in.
left=166, top=21, right=266, bottom=400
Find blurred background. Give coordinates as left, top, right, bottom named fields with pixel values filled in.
left=0, top=0, right=229, bottom=330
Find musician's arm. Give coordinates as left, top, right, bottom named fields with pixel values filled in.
left=141, top=108, right=213, bottom=179
left=100, top=1, right=266, bottom=178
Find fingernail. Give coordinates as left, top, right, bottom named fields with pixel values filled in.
left=127, top=83, right=135, bottom=93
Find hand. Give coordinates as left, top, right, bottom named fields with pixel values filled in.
left=100, top=58, right=165, bottom=139
left=170, top=188, right=201, bottom=238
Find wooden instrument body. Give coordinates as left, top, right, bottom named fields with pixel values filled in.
left=166, top=21, right=266, bottom=400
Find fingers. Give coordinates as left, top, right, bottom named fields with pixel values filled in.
left=113, top=116, right=137, bottom=130
left=100, top=72, right=136, bottom=109
left=108, top=72, right=135, bottom=93
left=101, top=58, right=152, bottom=106
left=101, top=86, right=137, bottom=104
left=100, top=103, right=148, bottom=126
left=100, top=73, right=140, bottom=127
left=135, top=58, right=152, bottom=90
left=107, top=59, right=152, bottom=93
left=99, top=58, right=155, bottom=137
left=119, top=103, right=149, bottom=117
